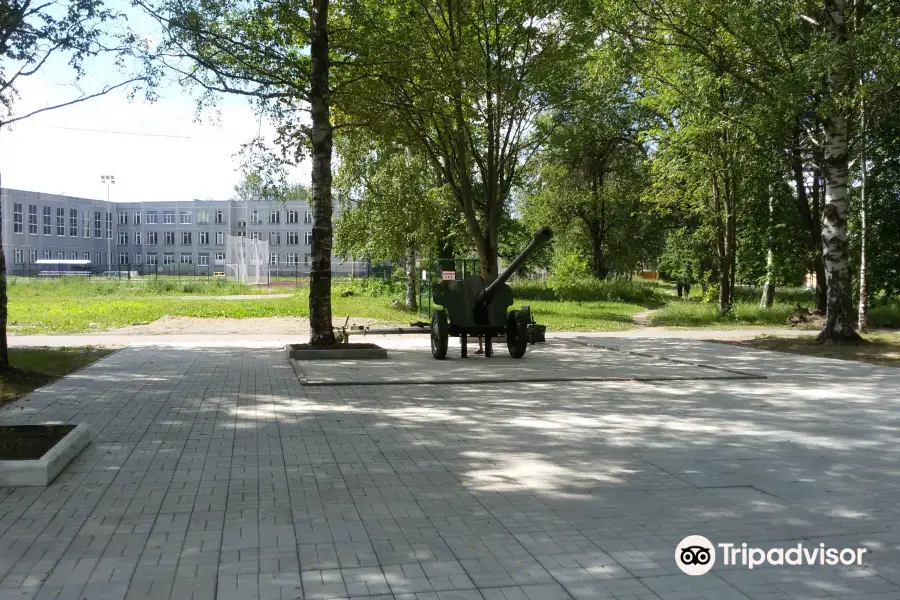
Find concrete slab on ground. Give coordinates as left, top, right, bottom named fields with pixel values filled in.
left=292, top=339, right=761, bottom=386
left=0, top=339, right=896, bottom=600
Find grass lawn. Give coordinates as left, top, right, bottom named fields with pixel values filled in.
left=0, top=347, right=114, bottom=405
left=725, top=333, right=900, bottom=368
left=650, top=300, right=806, bottom=328
left=7, top=277, right=898, bottom=335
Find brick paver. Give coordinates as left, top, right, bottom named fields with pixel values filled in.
left=0, top=338, right=897, bottom=599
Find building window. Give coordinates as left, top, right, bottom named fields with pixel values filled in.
left=119, top=253, right=129, bottom=265
left=57, top=250, right=64, bottom=260
left=147, top=253, right=158, bottom=265
left=237, top=231, right=246, bottom=238
left=181, top=231, right=192, bottom=245
left=43, top=206, right=52, bottom=235
left=287, top=231, right=299, bottom=245
left=180, top=253, right=193, bottom=264
left=197, top=210, right=209, bottom=224
left=199, top=231, right=209, bottom=245
left=94, top=211, right=102, bottom=238
left=30, top=250, right=37, bottom=263
left=214, top=252, right=225, bottom=265
left=28, top=205, right=38, bottom=235
left=70, top=251, right=78, bottom=260
left=13, top=203, right=22, bottom=234
left=215, top=232, right=224, bottom=244
left=133, top=211, right=141, bottom=225
left=106, top=213, right=112, bottom=239
left=134, top=253, right=142, bottom=265
left=215, top=210, right=224, bottom=224
left=163, top=253, right=175, bottom=265
left=304, top=254, right=309, bottom=266
left=286, top=253, right=298, bottom=266
left=146, top=212, right=158, bottom=224
left=305, top=231, right=313, bottom=245
left=83, top=213, right=90, bottom=237
left=118, top=212, right=128, bottom=225
left=57, top=207, right=65, bottom=236
left=250, top=232, right=260, bottom=241
left=69, top=209, right=78, bottom=237
left=270, top=232, right=280, bottom=246
left=44, top=250, right=51, bottom=260
left=164, top=231, right=175, bottom=245
left=135, top=232, right=142, bottom=245
left=269, top=210, right=280, bottom=224
left=250, top=210, right=260, bottom=224
left=82, top=252, right=89, bottom=261
left=179, top=210, right=192, bottom=224
left=163, top=211, right=175, bottom=224
left=236, top=218, right=246, bottom=227
left=13, top=249, right=22, bottom=264
left=147, top=232, right=158, bottom=245
left=95, top=251, right=102, bottom=265
left=305, top=210, right=312, bottom=224
left=269, top=253, right=278, bottom=265
left=198, top=254, right=209, bottom=267
left=287, top=210, right=299, bottom=224
left=118, top=232, right=128, bottom=245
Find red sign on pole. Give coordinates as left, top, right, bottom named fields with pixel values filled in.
left=441, top=271, right=456, bottom=280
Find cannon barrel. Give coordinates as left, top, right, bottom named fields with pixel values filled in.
left=474, top=227, right=553, bottom=307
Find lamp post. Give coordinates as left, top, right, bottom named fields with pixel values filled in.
left=101, top=175, right=115, bottom=269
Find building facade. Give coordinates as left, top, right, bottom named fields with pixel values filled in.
left=0, top=188, right=365, bottom=276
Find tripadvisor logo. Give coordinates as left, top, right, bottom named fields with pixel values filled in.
left=675, top=536, right=867, bottom=575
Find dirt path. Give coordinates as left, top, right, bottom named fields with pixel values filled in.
left=631, top=308, right=659, bottom=326
left=109, top=315, right=384, bottom=336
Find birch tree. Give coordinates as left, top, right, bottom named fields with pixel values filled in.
left=143, top=0, right=344, bottom=344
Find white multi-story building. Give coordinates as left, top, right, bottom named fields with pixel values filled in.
left=0, top=188, right=363, bottom=276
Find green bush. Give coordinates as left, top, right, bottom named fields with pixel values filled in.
left=869, top=301, right=900, bottom=329
left=510, top=277, right=661, bottom=304
left=334, top=277, right=405, bottom=298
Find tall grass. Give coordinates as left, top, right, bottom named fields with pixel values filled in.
left=650, top=301, right=802, bottom=327
left=7, top=276, right=262, bottom=297
left=510, top=277, right=661, bottom=304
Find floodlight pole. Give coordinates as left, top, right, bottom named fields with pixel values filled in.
left=100, top=175, right=115, bottom=268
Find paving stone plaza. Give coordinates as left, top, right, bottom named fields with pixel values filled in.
left=0, top=337, right=898, bottom=599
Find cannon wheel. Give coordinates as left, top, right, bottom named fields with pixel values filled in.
left=506, top=310, right=529, bottom=358
left=431, top=310, right=449, bottom=359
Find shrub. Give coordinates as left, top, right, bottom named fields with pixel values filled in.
left=511, top=277, right=661, bottom=304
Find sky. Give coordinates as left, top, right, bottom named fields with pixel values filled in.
left=0, top=2, right=309, bottom=203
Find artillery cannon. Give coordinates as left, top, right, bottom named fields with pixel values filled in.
left=430, top=228, right=553, bottom=359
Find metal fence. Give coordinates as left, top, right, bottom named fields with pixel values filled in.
left=7, top=261, right=380, bottom=286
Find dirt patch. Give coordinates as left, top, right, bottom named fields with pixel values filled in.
left=109, top=315, right=384, bottom=336
left=786, top=306, right=825, bottom=328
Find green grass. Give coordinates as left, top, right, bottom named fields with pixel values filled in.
left=7, top=276, right=898, bottom=335
left=7, top=277, right=281, bottom=297
left=520, top=300, right=645, bottom=331
left=0, top=347, right=114, bottom=404
left=650, top=300, right=805, bottom=328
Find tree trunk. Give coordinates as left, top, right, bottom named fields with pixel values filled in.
left=405, top=246, right=417, bottom=311
left=478, top=240, right=498, bottom=279
left=857, top=98, right=869, bottom=333
left=308, top=0, right=335, bottom=346
left=712, top=172, right=733, bottom=315
left=0, top=168, right=8, bottom=370
left=791, top=137, right=826, bottom=311
left=819, top=0, right=860, bottom=342
left=760, top=190, right=775, bottom=309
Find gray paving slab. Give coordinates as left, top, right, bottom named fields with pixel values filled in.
left=0, top=338, right=895, bottom=600
left=291, top=340, right=761, bottom=386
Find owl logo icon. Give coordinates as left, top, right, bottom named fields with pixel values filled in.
left=676, top=536, right=716, bottom=575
